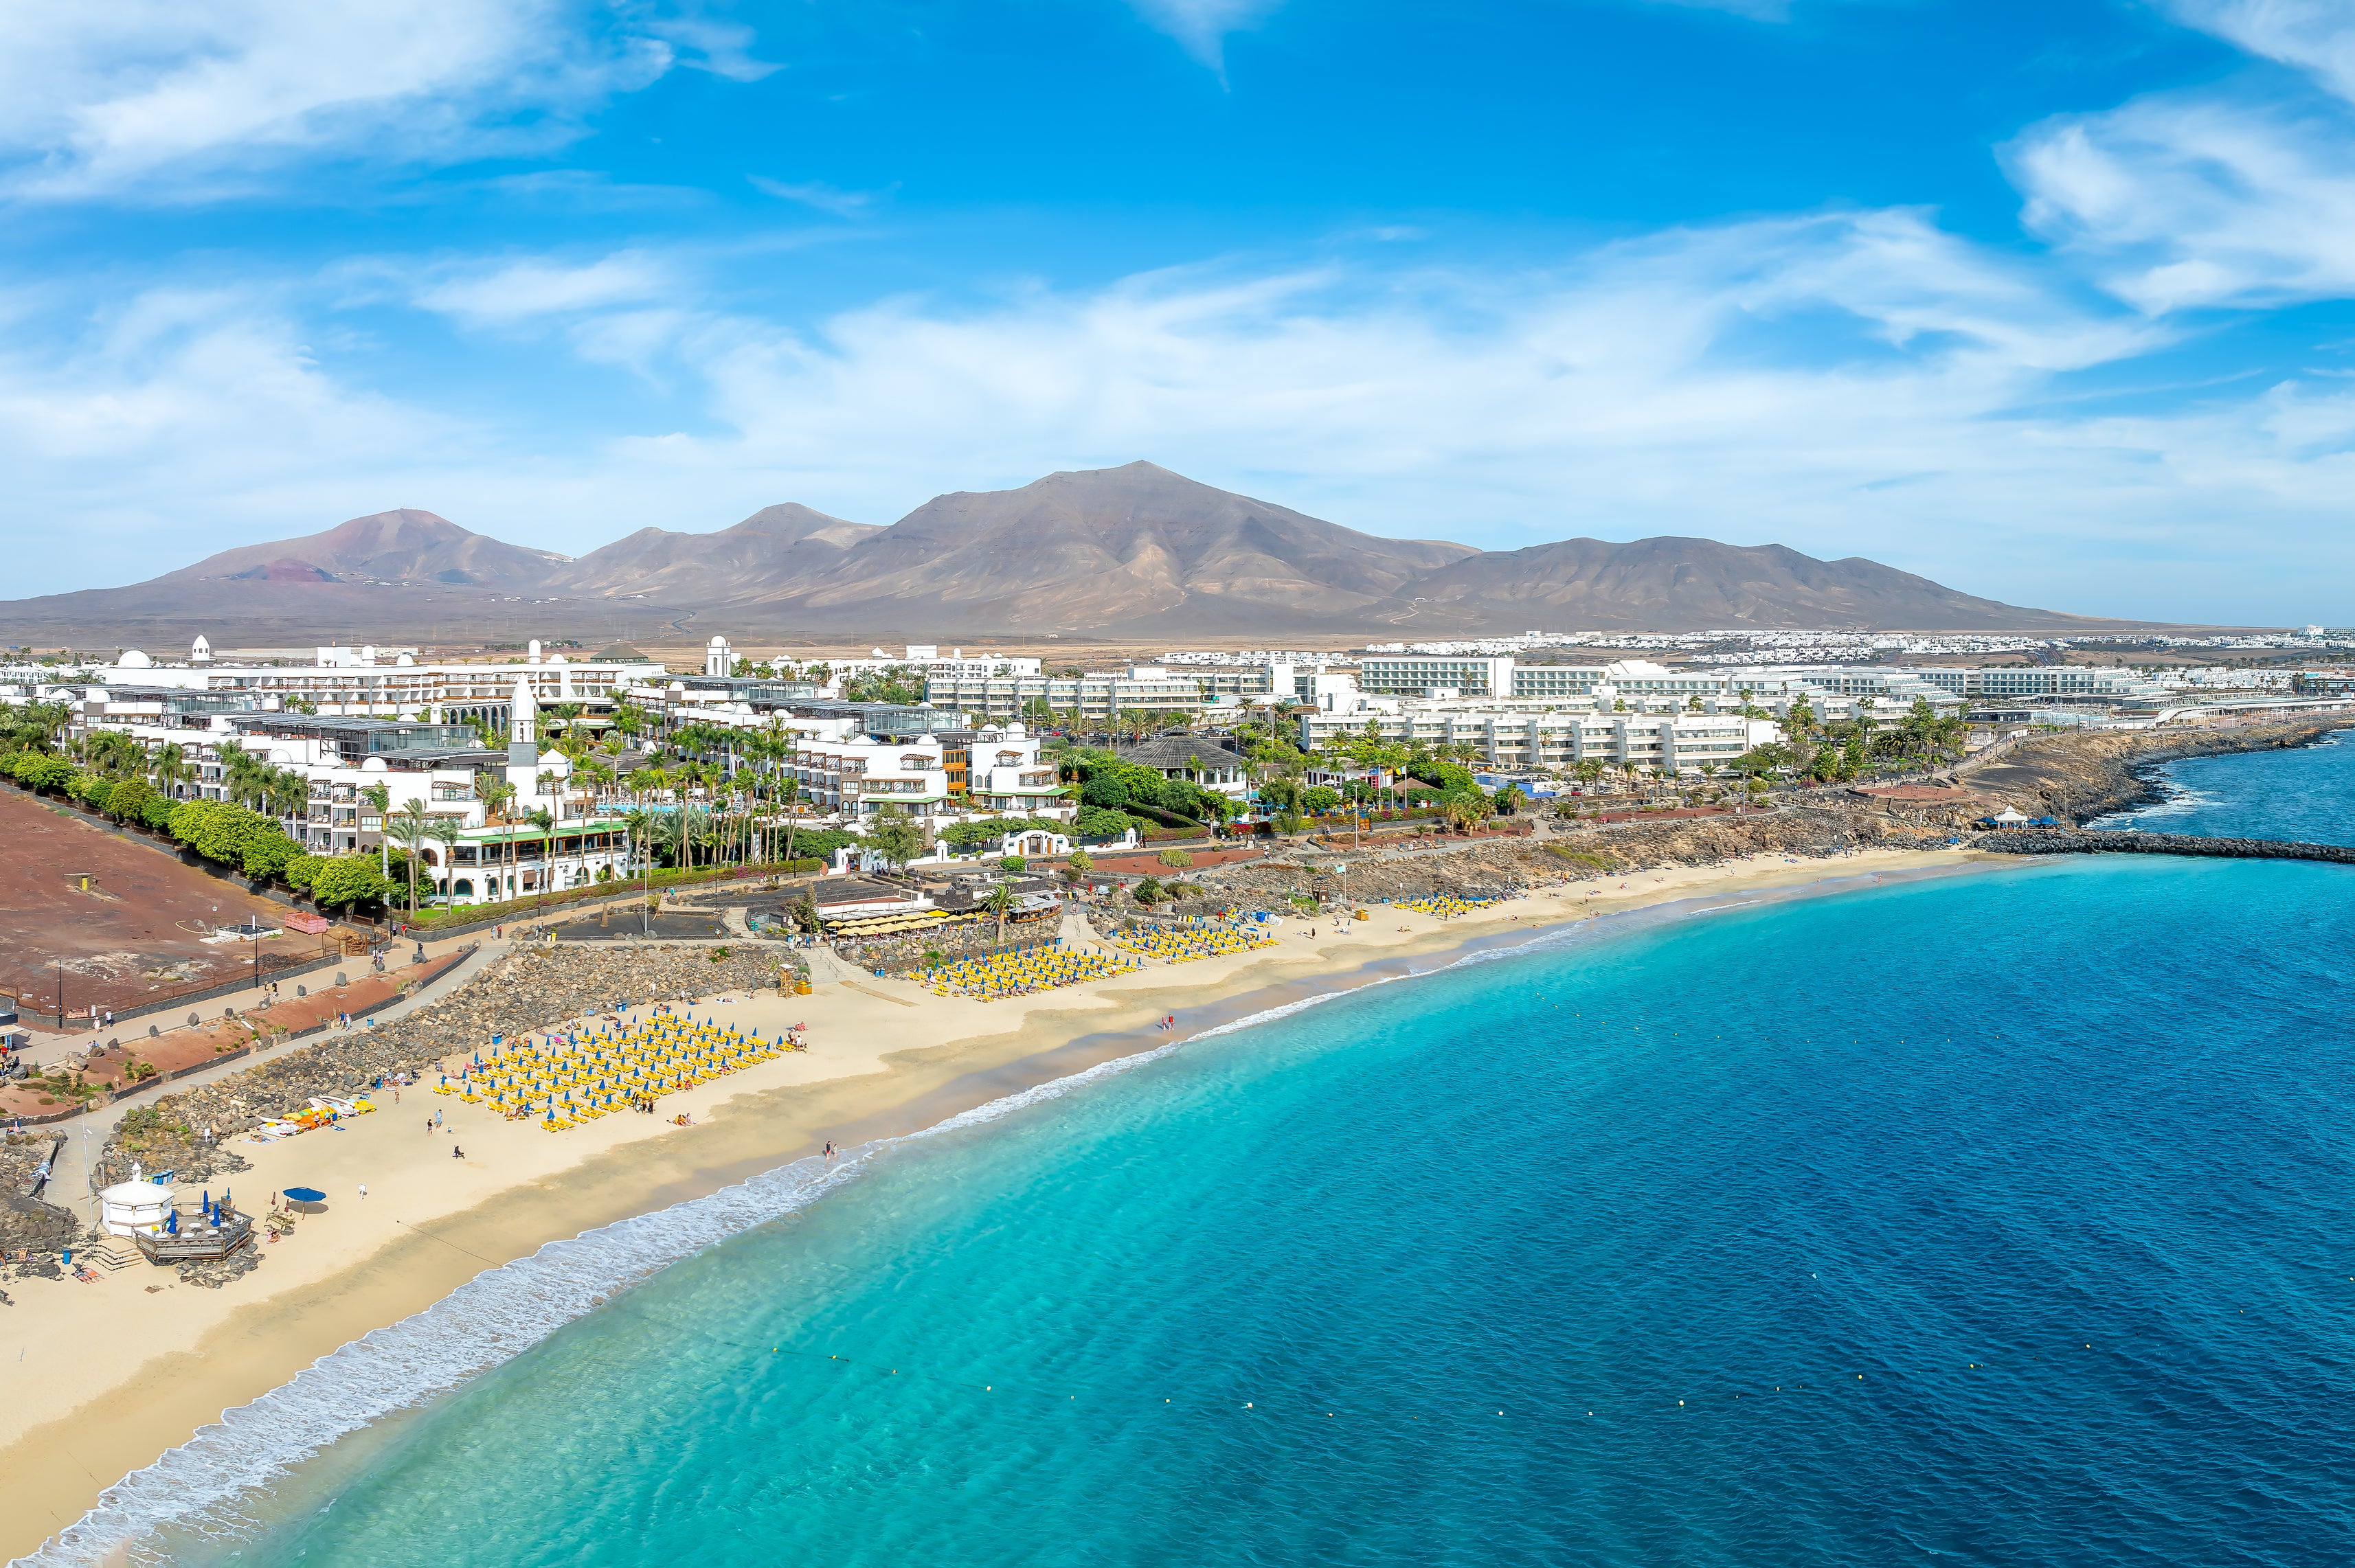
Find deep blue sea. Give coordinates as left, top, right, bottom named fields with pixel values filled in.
left=47, top=738, right=2355, bottom=1568
left=2097, top=726, right=2355, bottom=845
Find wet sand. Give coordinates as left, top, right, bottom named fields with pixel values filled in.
left=0, top=845, right=1987, bottom=1562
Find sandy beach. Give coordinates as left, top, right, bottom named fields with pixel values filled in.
left=0, top=844, right=1985, bottom=1562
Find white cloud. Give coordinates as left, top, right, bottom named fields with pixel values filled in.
left=1641, top=0, right=1795, bottom=19
left=10, top=212, right=2355, bottom=622
left=2011, top=92, right=2355, bottom=312
left=1128, top=0, right=1285, bottom=69
left=2167, top=0, right=2355, bottom=101
left=414, top=251, right=675, bottom=325
left=379, top=214, right=2332, bottom=620
left=0, top=0, right=677, bottom=198
left=748, top=176, right=892, bottom=216
left=2005, top=1, right=2355, bottom=314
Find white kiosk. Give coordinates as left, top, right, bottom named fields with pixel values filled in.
left=99, top=1180, right=174, bottom=1238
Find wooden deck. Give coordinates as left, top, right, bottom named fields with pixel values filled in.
left=131, top=1207, right=255, bottom=1264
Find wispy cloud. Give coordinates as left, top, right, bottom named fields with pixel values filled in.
left=748, top=175, right=894, bottom=216
left=412, top=251, right=675, bottom=325
left=2167, top=0, right=2355, bottom=100
left=2007, top=2, right=2355, bottom=313
left=7, top=209, right=2353, bottom=619
left=0, top=0, right=683, bottom=200
left=1641, top=0, right=1796, bottom=20
left=1127, top=0, right=1285, bottom=70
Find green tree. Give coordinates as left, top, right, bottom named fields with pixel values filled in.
left=864, top=804, right=925, bottom=871
left=391, top=800, right=433, bottom=914
left=984, top=881, right=1016, bottom=946
left=309, top=856, right=388, bottom=911
left=105, top=777, right=155, bottom=823
left=528, top=806, right=556, bottom=902
left=240, top=830, right=301, bottom=882
left=361, top=781, right=393, bottom=877
left=426, top=817, right=462, bottom=907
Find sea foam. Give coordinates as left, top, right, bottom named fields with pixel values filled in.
left=23, top=980, right=1393, bottom=1567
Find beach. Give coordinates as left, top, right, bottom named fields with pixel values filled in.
left=0, top=844, right=1981, bottom=1563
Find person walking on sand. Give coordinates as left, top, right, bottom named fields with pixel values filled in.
left=359, top=1183, right=368, bottom=1201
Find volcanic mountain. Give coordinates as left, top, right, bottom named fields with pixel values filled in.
left=0, top=464, right=2115, bottom=643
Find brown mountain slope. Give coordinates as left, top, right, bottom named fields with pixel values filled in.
left=764, top=462, right=1476, bottom=632
left=547, top=503, right=877, bottom=604
left=1378, top=536, right=2098, bottom=632
left=0, top=466, right=2131, bottom=643
left=159, top=508, right=568, bottom=590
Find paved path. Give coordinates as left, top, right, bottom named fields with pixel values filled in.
left=36, top=939, right=510, bottom=1223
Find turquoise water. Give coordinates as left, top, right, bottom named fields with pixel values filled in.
left=53, top=770, right=2355, bottom=1566
left=2099, top=727, right=2355, bottom=845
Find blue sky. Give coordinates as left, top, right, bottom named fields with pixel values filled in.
left=4, top=0, right=2354, bottom=622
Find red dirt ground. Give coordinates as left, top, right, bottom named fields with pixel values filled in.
left=0, top=788, right=318, bottom=1021
left=0, top=952, right=466, bottom=1122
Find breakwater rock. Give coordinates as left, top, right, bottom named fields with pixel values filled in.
left=1961, top=720, right=2340, bottom=824
left=1979, top=830, right=2355, bottom=866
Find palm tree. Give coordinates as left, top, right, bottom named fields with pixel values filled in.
left=477, top=775, right=515, bottom=902
left=622, top=806, right=653, bottom=933
left=425, top=817, right=461, bottom=906
left=528, top=806, right=556, bottom=909
left=984, top=882, right=1016, bottom=948
left=362, top=782, right=392, bottom=876
left=391, top=800, right=431, bottom=916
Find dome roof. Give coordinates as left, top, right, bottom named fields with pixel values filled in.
left=117, top=648, right=153, bottom=668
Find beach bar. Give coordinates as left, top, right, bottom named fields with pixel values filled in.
left=98, top=1182, right=258, bottom=1265
left=98, top=1181, right=172, bottom=1238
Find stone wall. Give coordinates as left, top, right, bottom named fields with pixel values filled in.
left=102, top=944, right=795, bottom=1185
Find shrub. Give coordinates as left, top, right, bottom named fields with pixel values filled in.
left=999, top=855, right=1027, bottom=873
left=308, top=856, right=389, bottom=911
left=1072, top=804, right=1133, bottom=840
left=1156, top=848, right=1193, bottom=868
left=106, top=778, right=155, bottom=823
left=241, top=830, right=302, bottom=882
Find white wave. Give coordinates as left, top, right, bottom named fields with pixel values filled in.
left=23, top=908, right=1703, bottom=1567
left=20, top=974, right=1441, bottom=1567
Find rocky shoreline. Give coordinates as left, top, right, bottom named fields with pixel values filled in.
left=1954, top=719, right=2341, bottom=825
left=1182, top=720, right=2348, bottom=915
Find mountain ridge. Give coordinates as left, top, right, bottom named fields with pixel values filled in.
left=0, top=462, right=2130, bottom=642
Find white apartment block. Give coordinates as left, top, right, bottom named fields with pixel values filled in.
left=1353, top=654, right=2172, bottom=712
left=84, top=637, right=664, bottom=729
left=923, top=661, right=1303, bottom=723
left=73, top=674, right=633, bottom=907
left=1299, top=706, right=1760, bottom=776
left=786, top=725, right=1070, bottom=822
